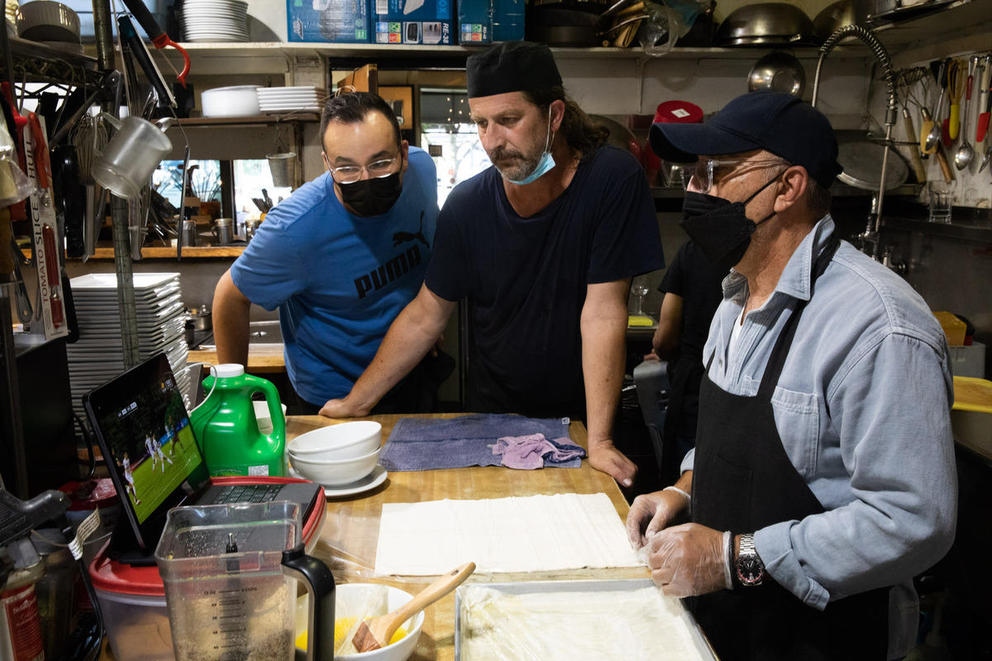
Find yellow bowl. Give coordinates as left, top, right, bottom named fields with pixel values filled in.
left=295, top=583, right=423, bottom=661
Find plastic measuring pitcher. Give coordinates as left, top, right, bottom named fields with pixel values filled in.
left=91, top=113, right=172, bottom=199
left=190, top=363, right=286, bottom=477
left=155, top=501, right=335, bottom=661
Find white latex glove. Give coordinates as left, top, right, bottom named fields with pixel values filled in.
left=625, top=488, right=690, bottom=549
left=644, top=523, right=729, bottom=597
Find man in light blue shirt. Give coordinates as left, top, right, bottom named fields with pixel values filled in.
left=626, top=92, right=956, bottom=660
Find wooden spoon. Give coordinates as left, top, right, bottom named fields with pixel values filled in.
left=352, top=562, right=476, bottom=652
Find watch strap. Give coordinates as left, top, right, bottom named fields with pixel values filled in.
left=733, top=532, right=765, bottom=588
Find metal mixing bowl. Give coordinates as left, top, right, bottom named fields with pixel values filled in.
left=747, top=51, right=806, bottom=96
left=716, top=2, right=815, bottom=46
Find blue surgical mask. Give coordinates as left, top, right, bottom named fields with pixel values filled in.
left=505, top=112, right=556, bottom=185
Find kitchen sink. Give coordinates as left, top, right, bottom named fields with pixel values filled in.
left=197, top=320, right=283, bottom=350
left=248, top=320, right=283, bottom=344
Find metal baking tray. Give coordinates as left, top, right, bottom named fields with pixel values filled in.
left=454, top=578, right=718, bottom=660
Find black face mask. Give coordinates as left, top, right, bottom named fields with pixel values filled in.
left=679, top=174, right=781, bottom=273
left=339, top=170, right=403, bottom=217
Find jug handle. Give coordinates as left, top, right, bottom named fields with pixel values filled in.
left=283, top=544, right=335, bottom=661
left=245, top=374, right=286, bottom=446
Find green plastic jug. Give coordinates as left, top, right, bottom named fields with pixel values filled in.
left=189, top=364, right=286, bottom=477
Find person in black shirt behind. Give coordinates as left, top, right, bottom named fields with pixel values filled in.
left=320, top=41, right=663, bottom=487
left=644, top=239, right=725, bottom=483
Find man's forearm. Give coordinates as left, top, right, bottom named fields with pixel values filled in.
left=344, top=287, right=454, bottom=413
left=580, top=285, right=629, bottom=444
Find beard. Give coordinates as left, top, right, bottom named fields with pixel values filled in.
left=488, top=145, right=542, bottom=181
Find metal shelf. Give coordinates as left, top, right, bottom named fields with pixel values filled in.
left=0, top=35, right=100, bottom=87
left=172, top=112, right=319, bottom=127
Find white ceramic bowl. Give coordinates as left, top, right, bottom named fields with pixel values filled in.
left=18, top=1, right=80, bottom=42
left=200, top=85, right=259, bottom=117
left=295, top=584, right=423, bottom=661
left=288, top=421, right=381, bottom=460
left=289, top=447, right=380, bottom=486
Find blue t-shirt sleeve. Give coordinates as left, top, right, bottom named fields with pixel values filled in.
left=229, top=209, right=310, bottom=311
left=587, top=158, right=664, bottom=283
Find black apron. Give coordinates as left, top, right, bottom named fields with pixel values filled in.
left=689, top=237, right=890, bottom=661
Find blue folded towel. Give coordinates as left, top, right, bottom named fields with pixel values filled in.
left=380, top=413, right=585, bottom=471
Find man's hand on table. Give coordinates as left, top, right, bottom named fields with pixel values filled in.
left=588, top=439, right=637, bottom=488
left=319, top=396, right=369, bottom=419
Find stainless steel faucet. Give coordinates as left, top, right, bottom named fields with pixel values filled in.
left=812, top=24, right=899, bottom=261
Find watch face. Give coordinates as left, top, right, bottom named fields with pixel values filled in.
left=737, top=556, right=764, bottom=586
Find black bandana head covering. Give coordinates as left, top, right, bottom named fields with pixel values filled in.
left=466, top=41, right=563, bottom=99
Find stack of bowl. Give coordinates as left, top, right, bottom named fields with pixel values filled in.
left=288, top=421, right=382, bottom=486
left=17, top=1, right=83, bottom=54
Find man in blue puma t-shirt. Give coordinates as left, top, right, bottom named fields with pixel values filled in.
left=212, top=92, right=438, bottom=412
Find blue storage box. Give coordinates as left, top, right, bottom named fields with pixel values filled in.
left=372, top=0, right=453, bottom=45
left=287, top=0, right=370, bottom=43
left=457, top=0, right=524, bottom=45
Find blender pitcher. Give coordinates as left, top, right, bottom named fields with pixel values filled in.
left=154, top=501, right=334, bottom=661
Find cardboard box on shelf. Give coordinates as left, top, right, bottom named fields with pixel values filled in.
left=287, top=0, right=370, bottom=43
left=457, top=0, right=525, bottom=44
left=373, top=0, right=453, bottom=45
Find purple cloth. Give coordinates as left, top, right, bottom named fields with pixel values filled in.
left=380, top=414, right=585, bottom=471
left=490, top=433, right=586, bottom=470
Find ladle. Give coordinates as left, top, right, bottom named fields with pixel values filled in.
left=923, top=60, right=948, bottom=154
left=953, top=57, right=977, bottom=170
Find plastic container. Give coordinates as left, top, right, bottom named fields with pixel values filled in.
left=89, top=555, right=174, bottom=661
left=189, top=364, right=286, bottom=477
left=948, top=341, right=986, bottom=379
left=933, top=310, right=967, bottom=346
left=155, top=502, right=335, bottom=661
left=951, top=376, right=992, bottom=458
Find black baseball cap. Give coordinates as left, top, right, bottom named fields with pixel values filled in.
left=649, top=91, right=842, bottom=188
left=467, top=41, right=563, bottom=99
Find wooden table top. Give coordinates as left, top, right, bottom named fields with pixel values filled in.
left=187, top=344, right=286, bottom=373
left=297, top=413, right=646, bottom=661
left=99, top=413, right=646, bottom=660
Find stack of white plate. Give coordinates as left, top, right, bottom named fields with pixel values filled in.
left=67, top=273, right=191, bottom=419
left=180, top=0, right=249, bottom=43
left=256, top=86, right=327, bottom=114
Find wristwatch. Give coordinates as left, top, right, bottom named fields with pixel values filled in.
left=734, top=533, right=765, bottom=587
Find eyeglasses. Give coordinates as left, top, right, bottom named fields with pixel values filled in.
left=326, top=154, right=401, bottom=184
left=676, top=158, right=787, bottom=193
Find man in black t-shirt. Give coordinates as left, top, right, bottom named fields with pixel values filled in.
left=320, top=41, right=663, bottom=487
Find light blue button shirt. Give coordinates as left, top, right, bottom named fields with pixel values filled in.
left=682, top=215, right=957, bottom=658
